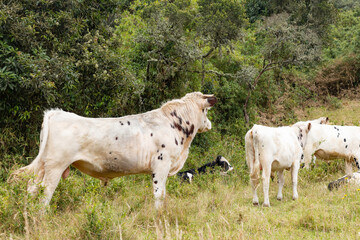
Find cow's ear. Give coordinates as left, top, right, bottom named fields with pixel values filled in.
left=307, top=122, right=312, bottom=132
left=206, top=96, right=217, bottom=107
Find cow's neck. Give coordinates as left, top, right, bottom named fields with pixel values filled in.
left=292, top=126, right=305, bottom=149
left=162, top=103, right=199, bottom=148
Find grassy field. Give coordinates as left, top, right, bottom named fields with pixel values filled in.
left=1, top=100, right=360, bottom=239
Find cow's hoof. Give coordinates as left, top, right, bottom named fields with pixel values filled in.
left=277, top=197, right=282, bottom=201
left=253, top=202, right=259, bottom=206
left=263, top=203, right=270, bottom=207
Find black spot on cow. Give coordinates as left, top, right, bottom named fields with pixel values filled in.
left=170, top=124, right=175, bottom=129
left=157, top=149, right=159, bottom=153
left=262, top=145, right=264, bottom=148
left=109, top=152, right=112, bottom=154
left=344, top=138, right=346, bottom=142
left=181, top=137, right=184, bottom=145
left=115, top=137, right=118, bottom=140
left=189, top=124, right=194, bottom=135
left=174, top=122, right=182, bottom=131
left=151, top=133, right=153, bottom=137
left=186, top=121, right=190, bottom=125
left=154, top=180, right=158, bottom=184
left=119, top=121, right=124, bottom=125
left=337, top=133, right=340, bottom=138
left=114, top=157, right=117, bottom=160
left=301, top=154, right=304, bottom=160
left=152, top=174, right=155, bottom=178
left=170, top=112, right=174, bottom=117
left=202, top=109, right=204, bottom=112
left=127, top=121, right=130, bottom=125
left=162, top=144, right=165, bottom=148
left=345, top=145, right=348, bottom=148
left=175, top=138, right=178, bottom=145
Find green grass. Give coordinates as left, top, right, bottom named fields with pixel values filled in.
left=2, top=101, right=360, bottom=239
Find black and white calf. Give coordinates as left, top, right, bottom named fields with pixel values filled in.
left=328, top=171, right=360, bottom=191
left=177, top=155, right=233, bottom=183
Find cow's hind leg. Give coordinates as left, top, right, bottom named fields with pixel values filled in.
left=262, top=163, right=272, bottom=207
left=250, top=177, right=259, bottom=205
left=277, top=170, right=284, bottom=201
left=41, top=167, right=66, bottom=206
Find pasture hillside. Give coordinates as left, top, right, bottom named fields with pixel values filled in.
left=1, top=100, right=360, bottom=239
left=1, top=0, right=360, bottom=239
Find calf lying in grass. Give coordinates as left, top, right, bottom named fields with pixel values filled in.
left=177, top=155, right=233, bottom=183
left=328, top=171, right=360, bottom=191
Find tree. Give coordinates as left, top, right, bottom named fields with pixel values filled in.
left=243, top=13, right=323, bottom=123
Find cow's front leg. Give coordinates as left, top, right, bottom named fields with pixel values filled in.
left=262, top=163, right=272, bottom=207
left=151, top=155, right=171, bottom=210
left=345, top=157, right=354, bottom=175
left=291, top=161, right=300, bottom=200
left=277, top=170, right=284, bottom=201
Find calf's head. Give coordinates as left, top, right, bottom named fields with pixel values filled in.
left=215, top=155, right=234, bottom=174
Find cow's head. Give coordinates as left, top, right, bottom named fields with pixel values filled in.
left=294, top=122, right=312, bottom=149
left=292, top=117, right=329, bottom=127
left=318, top=117, right=329, bottom=125
left=197, top=93, right=217, bottom=133
left=182, top=92, right=217, bottom=133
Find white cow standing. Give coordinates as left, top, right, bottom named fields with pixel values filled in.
left=11, top=92, right=217, bottom=209
left=245, top=122, right=312, bottom=207
left=300, top=124, right=360, bottom=175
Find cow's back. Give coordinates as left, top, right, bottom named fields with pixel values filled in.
left=44, top=109, right=168, bottom=177
left=253, top=125, right=301, bottom=168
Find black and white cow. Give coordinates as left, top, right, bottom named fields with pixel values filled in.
left=177, top=155, right=233, bottom=183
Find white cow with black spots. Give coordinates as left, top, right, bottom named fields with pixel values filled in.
left=299, top=124, right=360, bottom=175
left=10, top=92, right=217, bottom=209
left=245, top=122, right=313, bottom=207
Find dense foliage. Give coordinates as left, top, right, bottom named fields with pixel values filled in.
left=0, top=0, right=359, bottom=179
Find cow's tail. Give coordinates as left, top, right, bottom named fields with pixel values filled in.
left=251, top=127, right=261, bottom=186
left=245, top=130, right=254, bottom=172
left=8, top=110, right=52, bottom=183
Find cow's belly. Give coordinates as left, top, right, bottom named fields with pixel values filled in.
left=71, top=153, right=152, bottom=179
left=271, top=160, right=292, bottom=171
left=315, top=149, right=346, bottom=160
